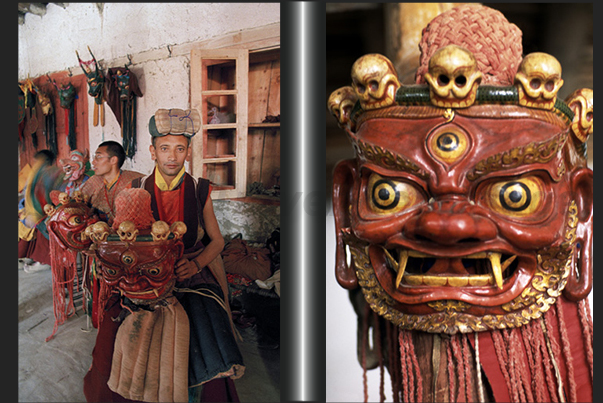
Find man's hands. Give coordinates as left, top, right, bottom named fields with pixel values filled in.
left=175, top=258, right=200, bottom=280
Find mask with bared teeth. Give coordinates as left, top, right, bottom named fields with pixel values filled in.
left=329, top=17, right=593, bottom=336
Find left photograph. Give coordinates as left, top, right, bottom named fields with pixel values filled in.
left=18, top=3, right=281, bottom=402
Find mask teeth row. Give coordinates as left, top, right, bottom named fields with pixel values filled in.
left=383, top=248, right=516, bottom=290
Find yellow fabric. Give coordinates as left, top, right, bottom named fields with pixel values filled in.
left=18, top=220, right=36, bottom=241
left=154, top=165, right=186, bottom=191
left=104, top=170, right=122, bottom=190
left=18, top=164, right=32, bottom=193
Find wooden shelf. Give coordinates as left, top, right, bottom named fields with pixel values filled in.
left=249, top=123, right=280, bottom=128
left=204, top=156, right=236, bottom=162
left=202, top=89, right=238, bottom=96
left=203, top=123, right=237, bottom=129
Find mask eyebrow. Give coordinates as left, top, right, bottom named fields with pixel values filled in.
left=466, top=132, right=568, bottom=181
left=351, top=137, right=430, bottom=180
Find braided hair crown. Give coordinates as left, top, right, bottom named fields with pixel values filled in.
left=415, top=4, right=523, bottom=86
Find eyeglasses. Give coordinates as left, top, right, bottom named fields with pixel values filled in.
left=93, top=154, right=109, bottom=161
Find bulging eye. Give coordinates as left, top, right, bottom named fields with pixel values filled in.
left=104, top=267, right=118, bottom=276
left=367, top=173, right=423, bottom=214
left=68, top=215, right=83, bottom=226
left=147, top=267, right=162, bottom=276
left=486, top=176, right=544, bottom=217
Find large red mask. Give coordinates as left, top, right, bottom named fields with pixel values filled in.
left=46, top=190, right=98, bottom=251
left=87, top=220, right=186, bottom=304
left=329, top=44, right=593, bottom=335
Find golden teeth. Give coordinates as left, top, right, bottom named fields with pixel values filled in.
left=487, top=252, right=504, bottom=289
left=383, top=247, right=517, bottom=289
left=395, top=250, right=409, bottom=289
left=383, top=248, right=398, bottom=271
left=153, top=288, right=159, bottom=297
left=502, top=255, right=517, bottom=271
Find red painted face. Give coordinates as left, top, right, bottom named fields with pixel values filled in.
left=47, top=201, right=99, bottom=251
left=332, top=105, right=593, bottom=333
left=92, top=237, right=184, bottom=303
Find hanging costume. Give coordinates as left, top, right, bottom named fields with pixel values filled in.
left=83, top=109, right=243, bottom=403
left=328, top=4, right=593, bottom=402
left=77, top=46, right=106, bottom=127
left=18, top=78, right=39, bottom=150
left=107, top=67, right=143, bottom=159
left=37, top=78, right=58, bottom=156
left=50, top=76, right=78, bottom=151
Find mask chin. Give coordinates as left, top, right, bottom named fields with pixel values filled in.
left=332, top=159, right=359, bottom=289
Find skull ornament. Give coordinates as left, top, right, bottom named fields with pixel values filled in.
left=72, top=190, right=84, bottom=203
left=44, top=203, right=56, bottom=218
left=169, top=221, right=187, bottom=241
left=91, top=221, right=111, bottom=243
left=424, top=45, right=482, bottom=108
left=327, top=86, right=358, bottom=129
left=151, top=220, right=171, bottom=242
left=58, top=192, right=70, bottom=205
left=566, top=88, right=593, bottom=143
left=515, top=52, right=564, bottom=109
left=117, top=220, right=139, bottom=242
left=351, top=54, right=401, bottom=110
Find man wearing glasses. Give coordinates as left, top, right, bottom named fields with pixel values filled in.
left=80, top=141, right=143, bottom=226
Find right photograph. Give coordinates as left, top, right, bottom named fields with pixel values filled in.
left=326, top=3, right=593, bottom=402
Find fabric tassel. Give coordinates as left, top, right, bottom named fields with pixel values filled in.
left=46, top=231, right=79, bottom=342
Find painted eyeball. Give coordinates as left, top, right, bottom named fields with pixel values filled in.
left=367, top=173, right=423, bottom=215
left=104, top=267, right=118, bottom=276
left=486, top=176, right=544, bottom=217
left=68, top=215, right=83, bottom=226
left=147, top=267, right=162, bottom=276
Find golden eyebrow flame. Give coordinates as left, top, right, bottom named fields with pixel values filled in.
left=350, top=137, right=430, bottom=179
left=466, top=132, right=567, bottom=181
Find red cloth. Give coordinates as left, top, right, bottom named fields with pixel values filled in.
left=20, top=229, right=51, bottom=265
left=83, top=297, right=139, bottom=402
left=469, top=296, right=592, bottom=402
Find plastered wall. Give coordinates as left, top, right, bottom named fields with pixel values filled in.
left=19, top=3, right=280, bottom=175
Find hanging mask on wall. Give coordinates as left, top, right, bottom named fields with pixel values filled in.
left=107, top=66, right=143, bottom=159
left=77, top=46, right=106, bottom=127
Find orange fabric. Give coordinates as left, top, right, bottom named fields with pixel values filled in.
left=158, top=189, right=181, bottom=225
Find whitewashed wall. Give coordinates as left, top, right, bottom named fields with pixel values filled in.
left=18, top=2, right=280, bottom=175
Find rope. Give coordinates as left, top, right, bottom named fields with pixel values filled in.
left=474, top=333, right=485, bottom=403
left=542, top=315, right=566, bottom=402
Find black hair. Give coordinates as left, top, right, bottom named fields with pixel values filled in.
left=98, top=141, right=126, bottom=168
left=34, top=149, right=56, bottom=165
